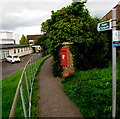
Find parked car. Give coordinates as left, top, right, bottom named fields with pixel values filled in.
left=6, top=55, right=20, bottom=63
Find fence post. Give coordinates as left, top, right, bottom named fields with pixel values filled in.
left=20, top=85, right=27, bottom=118
left=25, top=70, right=30, bottom=102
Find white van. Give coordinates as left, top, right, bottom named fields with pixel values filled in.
left=6, top=55, right=20, bottom=64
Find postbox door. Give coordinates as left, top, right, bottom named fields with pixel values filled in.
left=60, top=48, right=67, bottom=66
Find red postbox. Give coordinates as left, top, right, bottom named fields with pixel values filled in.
left=60, top=48, right=67, bottom=66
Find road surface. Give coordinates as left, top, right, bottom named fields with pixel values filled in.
left=0, top=53, right=40, bottom=80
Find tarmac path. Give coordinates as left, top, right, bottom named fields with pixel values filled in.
left=38, top=57, right=83, bottom=117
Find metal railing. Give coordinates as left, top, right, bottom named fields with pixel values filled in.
left=9, top=54, right=41, bottom=118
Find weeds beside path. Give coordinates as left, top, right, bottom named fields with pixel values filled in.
left=38, top=57, right=83, bottom=117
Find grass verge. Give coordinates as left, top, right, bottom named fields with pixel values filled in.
left=62, top=58, right=120, bottom=118
left=1, top=54, right=51, bottom=118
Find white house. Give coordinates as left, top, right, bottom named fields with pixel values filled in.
left=0, top=44, right=34, bottom=61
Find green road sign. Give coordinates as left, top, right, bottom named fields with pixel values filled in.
left=97, top=19, right=112, bottom=31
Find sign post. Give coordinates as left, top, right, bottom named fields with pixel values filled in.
left=97, top=8, right=119, bottom=119
left=112, top=8, right=117, bottom=118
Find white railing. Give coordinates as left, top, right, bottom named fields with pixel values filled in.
left=9, top=54, right=41, bottom=118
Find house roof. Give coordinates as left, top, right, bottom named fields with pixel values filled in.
left=2, top=39, right=15, bottom=41
left=0, top=44, right=29, bottom=49
left=27, top=35, right=43, bottom=41
left=0, top=31, right=13, bottom=34
left=101, top=4, right=120, bottom=21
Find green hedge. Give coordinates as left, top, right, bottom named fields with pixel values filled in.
left=52, top=45, right=63, bottom=77
left=70, top=34, right=110, bottom=71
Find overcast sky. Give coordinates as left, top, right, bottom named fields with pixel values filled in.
left=0, top=0, right=120, bottom=36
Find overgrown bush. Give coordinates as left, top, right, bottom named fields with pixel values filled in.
left=52, top=45, right=63, bottom=77
left=70, top=33, right=110, bottom=71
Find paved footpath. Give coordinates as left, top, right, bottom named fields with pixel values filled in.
left=38, top=57, right=83, bottom=117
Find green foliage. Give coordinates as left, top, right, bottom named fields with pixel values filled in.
left=34, top=35, right=48, bottom=50
left=52, top=45, right=63, bottom=77
left=70, top=32, right=109, bottom=70
left=41, top=1, right=110, bottom=76
left=62, top=58, right=120, bottom=118
left=20, top=35, right=29, bottom=45
left=116, top=19, right=120, bottom=30
left=2, top=70, right=23, bottom=118
left=31, top=76, right=40, bottom=117
left=117, top=25, right=120, bottom=30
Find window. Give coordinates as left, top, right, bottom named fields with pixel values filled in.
left=4, top=52, right=7, bottom=58
left=3, top=52, right=5, bottom=59
left=9, top=56, right=12, bottom=58
left=0, top=52, right=2, bottom=60
left=29, top=42, right=34, bottom=45
left=7, top=51, right=9, bottom=56
left=18, top=49, right=19, bottom=53
left=14, top=49, right=16, bottom=54
left=13, top=56, right=19, bottom=58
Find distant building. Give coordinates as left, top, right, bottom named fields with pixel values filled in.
left=13, top=33, right=20, bottom=44
left=27, top=34, right=43, bottom=45
left=0, top=31, right=20, bottom=44
left=26, top=34, right=43, bottom=53
left=0, top=31, right=35, bottom=61
left=0, top=31, right=15, bottom=44
left=101, top=2, right=120, bottom=29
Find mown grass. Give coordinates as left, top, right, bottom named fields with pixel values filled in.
left=1, top=54, right=50, bottom=118
left=2, top=70, right=23, bottom=118
left=62, top=58, right=120, bottom=118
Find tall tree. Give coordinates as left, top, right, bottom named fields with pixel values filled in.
left=20, top=35, right=29, bottom=45
left=41, top=1, right=110, bottom=75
